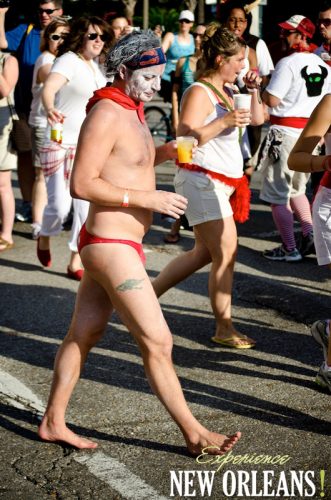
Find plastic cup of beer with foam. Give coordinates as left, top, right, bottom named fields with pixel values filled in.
left=176, top=136, right=195, bottom=164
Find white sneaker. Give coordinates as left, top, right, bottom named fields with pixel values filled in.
left=315, top=362, right=331, bottom=394
left=263, top=245, right=302, bottom=262
left=311, top=319, right=329, bottom=363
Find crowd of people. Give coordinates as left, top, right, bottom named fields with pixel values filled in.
left=0, top=0, right=330, bottom=453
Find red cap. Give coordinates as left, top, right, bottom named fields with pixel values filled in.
left=279, top=15, right=316, bottom=38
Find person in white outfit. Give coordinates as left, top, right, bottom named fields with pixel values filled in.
left=37, top=16, right=112, bottom=280
left=29, top=16, right=70, bottom=240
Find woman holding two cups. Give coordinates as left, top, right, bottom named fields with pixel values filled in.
left=154, top=24, right=264, bottom=348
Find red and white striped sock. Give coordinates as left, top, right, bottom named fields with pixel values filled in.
left=290, top=194, right=313, bottom=237
left=271, top=203, right=296, bottom=251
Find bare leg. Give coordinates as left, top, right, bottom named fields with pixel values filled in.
left=153, top=233, right=211, bottom=297
left=31, top=167, right=47, bottom=225
left=81, top=244, right=241, bottom=454
left=38, top=235, right=50, bottom=251
left=164, top=218, right=181, bottom=243
left=0, top=170, right=15, bottom=245
left=194, top=217, right=255, bottom=346
left=38, top=272, right=113, bottom=448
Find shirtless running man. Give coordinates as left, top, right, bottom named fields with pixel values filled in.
left=38, top=30, right=241, bottom=455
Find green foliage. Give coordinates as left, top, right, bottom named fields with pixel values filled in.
left=134, top=7, right=181, bottom=32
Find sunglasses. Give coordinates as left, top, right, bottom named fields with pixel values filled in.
left=179, top=19, right=192, bottom=24
left=317, top=18, right=331, bottom=27
left=193, top=33, right=203, bottom=38
left=87, top=32, right=107, bottom=41
left=280, top=28, right=297, bottom=35
left=39, top=8, right=59, bottom=15
left=49, top=33, right=66, bottom=41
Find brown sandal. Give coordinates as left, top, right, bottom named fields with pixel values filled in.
left=0, top=237, right=14, bottom=252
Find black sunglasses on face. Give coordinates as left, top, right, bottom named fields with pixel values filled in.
left=280, top=28, right=297, bottom=35
left=49, top=33, right=66, bottom=41
left=179, top=19, right=192, bottom=24
left=317, top=18, right=331, bottom=27
left=39, top=8, right=59, bottom=15
left=87, top=32, right=107, bottom=41
left=193, top=33, right=203, bottom=38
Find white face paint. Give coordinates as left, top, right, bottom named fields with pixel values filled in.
left=125, top=65, right=165, bottom=102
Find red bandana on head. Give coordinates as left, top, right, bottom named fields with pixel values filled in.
left=86, top=86, right=145, bottom=123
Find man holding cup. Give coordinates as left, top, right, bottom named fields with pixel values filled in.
left=38, top=30, right=241, bottom=455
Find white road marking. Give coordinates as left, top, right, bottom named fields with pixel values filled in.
left=0, top=364, right=168, bottom=499
left=75, top=452, right=168, bottom=500
left=0, top=366, right=44, bottom=413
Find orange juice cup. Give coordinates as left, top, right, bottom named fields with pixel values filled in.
left=177, top=136, right=195, bottom=164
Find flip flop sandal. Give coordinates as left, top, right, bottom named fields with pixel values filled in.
left=0, top=238, right=14, bottom=252
left=211, top=335, right=256, bottom=349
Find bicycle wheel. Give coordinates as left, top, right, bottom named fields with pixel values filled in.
left=145, top=106, right=171, bottom=147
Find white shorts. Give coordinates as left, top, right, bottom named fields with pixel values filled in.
left=313, top=185, right=331, bottom=266
left=174, top=168, right=234, bottom=227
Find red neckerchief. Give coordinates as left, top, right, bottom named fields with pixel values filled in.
left=86, top=85, right=145, bottom=123
left=289, top=42, right=318, bottom=54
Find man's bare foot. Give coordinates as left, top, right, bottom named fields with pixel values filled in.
left=38, top=416, right=98, bottom=449
left=186, top=430, right=241, bottom=456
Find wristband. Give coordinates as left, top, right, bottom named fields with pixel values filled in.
left=121, top=189, right=129, bottom=207
left=247, top=88, right=258, bottom=93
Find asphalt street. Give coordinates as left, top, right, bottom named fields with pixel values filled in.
left=0, top=163, right=330, bottom=500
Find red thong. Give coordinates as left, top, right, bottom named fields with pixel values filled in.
left=78, top=223, right=146, bottom=265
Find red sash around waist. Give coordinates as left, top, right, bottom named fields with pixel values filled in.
left=270, top=115, right=308, bottom=128
left=178, top=162, right=250, bottom=223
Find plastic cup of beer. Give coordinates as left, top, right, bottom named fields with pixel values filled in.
left=233, top=94, right=252, bottom=127
left=233, top=93, right=252, bottom=110
left=176, top=136, right=195, bottom=163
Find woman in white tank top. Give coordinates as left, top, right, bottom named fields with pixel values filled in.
left=153, top=24, right=264, bottom=349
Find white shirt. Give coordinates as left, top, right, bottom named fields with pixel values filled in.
left=266, top=52, right=331, bottom=137
left=48, top=51, right=106, bottom=145
left=190, top=83, right=243, bottom=178
left=256, top=39, right=274, bottom=77
left=29, top=51, right=55, bottom=128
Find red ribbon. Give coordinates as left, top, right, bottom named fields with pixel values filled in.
left=270, top=115, right=309, bottom=129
